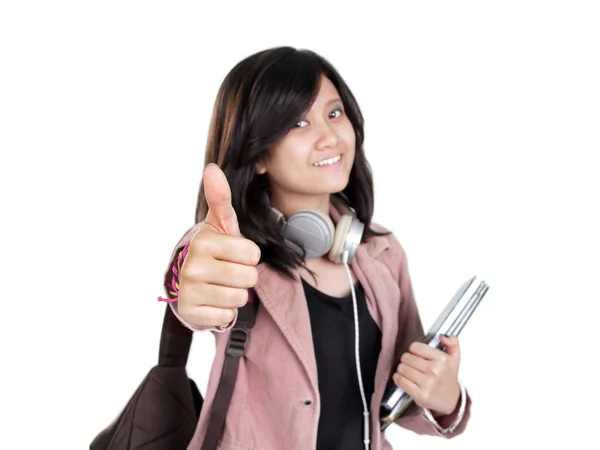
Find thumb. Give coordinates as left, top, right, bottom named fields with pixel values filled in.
left=203, top=163, right=241, bottom=236
left=439, top=334, right=461, bottom=359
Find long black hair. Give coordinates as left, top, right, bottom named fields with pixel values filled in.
left=196, top=46, right=387, bottom=278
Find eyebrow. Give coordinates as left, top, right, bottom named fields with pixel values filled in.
left=326, top=97, right=343, bottom=106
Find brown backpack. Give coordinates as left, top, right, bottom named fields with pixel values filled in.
left=90, top=300, right=258, bottom=450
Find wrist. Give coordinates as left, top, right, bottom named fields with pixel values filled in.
left=422, top=378, right=467, bottom=435
left=434, top=381, right=461, bottom=417
left=158, top=242, right=190, bottom=303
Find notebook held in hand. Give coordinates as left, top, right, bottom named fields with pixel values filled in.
left=380, top=275, right=489, bottom=429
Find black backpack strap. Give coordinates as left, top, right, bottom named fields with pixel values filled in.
left=201, top=298, right=259, bottom=450
left=158, top=304, right=193, bottom=368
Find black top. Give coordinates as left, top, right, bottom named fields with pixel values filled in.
left=302, top=278, right=382, bottom=450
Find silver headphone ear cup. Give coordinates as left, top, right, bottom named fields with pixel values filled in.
left=283, top=238, right=304, bottom=257
left=284, top=210, right=335, bottom=259
left=329, top=214, right=364, bottom=264
left=329, top=214, right=351, bottom=263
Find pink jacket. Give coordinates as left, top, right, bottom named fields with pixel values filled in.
left=165, top=206, right=472, bottom=450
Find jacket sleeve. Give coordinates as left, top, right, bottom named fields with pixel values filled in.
left=384, top=231, right=472, bottom=438
left=161, top=223, right=237, bottom=333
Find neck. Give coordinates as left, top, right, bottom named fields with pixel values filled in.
left=270, top=192, right=332, bottom=219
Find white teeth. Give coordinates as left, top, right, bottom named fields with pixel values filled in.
left=313, top=155, right=341, bottom=166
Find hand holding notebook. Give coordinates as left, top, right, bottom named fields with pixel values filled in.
left=380, top=275, right=490, bottom=429
left=391, top=334, right=462, bottom=416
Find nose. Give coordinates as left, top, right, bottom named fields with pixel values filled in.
left=314, top=121, right=340, bottom=150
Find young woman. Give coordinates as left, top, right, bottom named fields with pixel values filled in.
left=160, top=46, right=471, bottom=450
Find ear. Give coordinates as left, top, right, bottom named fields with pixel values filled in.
left=256, top=161, right=267, bottom=175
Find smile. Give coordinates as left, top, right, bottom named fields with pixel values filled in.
left=313, top=155, right=341, bottom=167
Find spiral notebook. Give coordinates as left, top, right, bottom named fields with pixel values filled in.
left=380, top=275, right=490, bottom=430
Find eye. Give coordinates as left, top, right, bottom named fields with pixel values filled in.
left=329, top=108, right=343, bottom=119
left=294, top=119, right=309, bottom=128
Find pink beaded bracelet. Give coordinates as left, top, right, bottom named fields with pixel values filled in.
left=157, top=242, right=190, bottom=303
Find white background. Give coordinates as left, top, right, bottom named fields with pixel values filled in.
left=1, top=1, right=599, bottom=448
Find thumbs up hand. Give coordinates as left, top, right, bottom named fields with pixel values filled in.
left=177, top=164, right=261, bottom=328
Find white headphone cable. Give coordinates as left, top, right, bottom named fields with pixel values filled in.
left=342, top=250, right=370, bottom=450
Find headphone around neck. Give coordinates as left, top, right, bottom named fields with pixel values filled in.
left=271, top=196, right=365, bottom=264
left=272, top=195, right=372, bottom=447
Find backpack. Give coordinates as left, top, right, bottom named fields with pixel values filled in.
left=90, top=299, right=258, bottom=450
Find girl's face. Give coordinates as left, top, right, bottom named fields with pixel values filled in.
left=256, top=76, right=356, bottom=214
